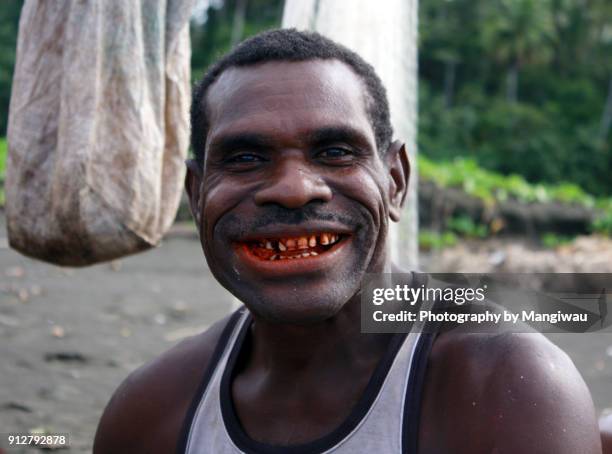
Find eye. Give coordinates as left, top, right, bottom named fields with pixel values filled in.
left=316, top=147, right=354, bottom=161
left=226, top=153, right=264, bottom=163
left=221, top=152, right=267, bottom=172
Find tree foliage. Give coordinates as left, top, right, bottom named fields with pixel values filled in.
left=420, top=0, right=612, bottom=195
left=190, top=0, right=283, bottom=81
left=0, top=0, right=23, bottom=136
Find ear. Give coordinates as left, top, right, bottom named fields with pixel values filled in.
left=384, top=141, right=410, bottom=222
left=185, top=159, right=203, bottom=227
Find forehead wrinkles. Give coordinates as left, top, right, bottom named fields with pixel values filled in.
left=205, top=60, right=372, bottom=135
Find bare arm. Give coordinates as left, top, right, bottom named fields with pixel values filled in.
left=93, top=315, right=231, bottom=454
left=419, top=331, right=602, bottom=454
left=487, top=333, right=601, bottom=454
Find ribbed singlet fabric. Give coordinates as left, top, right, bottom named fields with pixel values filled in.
left=179, top=280, right=435, bottom=454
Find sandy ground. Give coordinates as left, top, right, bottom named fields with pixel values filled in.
left=0, top=216, right=235, bottom=453
left=1, top=213, right=611, bottom=453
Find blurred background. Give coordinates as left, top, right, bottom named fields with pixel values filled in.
left=0, top=0, right=611, bottom=452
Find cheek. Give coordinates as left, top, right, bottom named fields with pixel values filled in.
left=202, top=178, right=252, bottom=237
left=328, top=166, right=389, bottom=227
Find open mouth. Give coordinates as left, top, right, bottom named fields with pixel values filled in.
left=239, top=233, right=347, bottom=261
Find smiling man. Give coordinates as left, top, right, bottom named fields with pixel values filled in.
left=94, top=29, right=602, bottom=453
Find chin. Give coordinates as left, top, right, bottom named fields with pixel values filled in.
left=231, top=283, right=356, bottom=325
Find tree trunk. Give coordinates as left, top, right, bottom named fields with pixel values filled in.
left=506, top=62, right=519, bottom=103
left=444, top=60, right=456, bottom=108
left=600, top=75, right=612, bottom=140
left=282, top=0, right=420, bottom=269
left=230, top=0, right=248, bottom=47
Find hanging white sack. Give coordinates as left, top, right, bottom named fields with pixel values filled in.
left=6, top=0, right=193, bottom=266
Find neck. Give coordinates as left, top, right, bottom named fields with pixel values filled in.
left=240, top=259, right=411, bottom=381
left=245, top=291, right=392, bottom=380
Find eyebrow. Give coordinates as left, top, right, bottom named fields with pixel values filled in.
left=306, top=126, right=373, bottom=149
left=208, top=133, right=275, bottom=155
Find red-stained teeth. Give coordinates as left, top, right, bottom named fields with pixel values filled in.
left=250, top=233, right=345, bottom=261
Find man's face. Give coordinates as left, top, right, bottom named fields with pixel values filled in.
left=188, top=59, right=407, bottom=324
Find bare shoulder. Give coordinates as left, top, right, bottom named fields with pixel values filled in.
left=419, top=329, right=601, bottom=454
left=93, top=312, right=237, bottom=454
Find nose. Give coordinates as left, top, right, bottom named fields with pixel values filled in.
left=254, top=157, right=332, bottom=209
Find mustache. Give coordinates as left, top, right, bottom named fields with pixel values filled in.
left=251, top=205, right=353, bottom=229
left=217, top=203, right=364, bottom=238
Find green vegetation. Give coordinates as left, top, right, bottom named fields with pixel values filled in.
left=419, top=230, right=458, bottom=251
left=419, top=155, right=600, bottom=207
left=419, top=154, right=612, bottom=236
left=540, top=232, right=575, bottom=249
left=419, top=216, right=488, bottom=251
left=0, top=137, right=6, bottom=174
left=0, top=137, right=5, bottom=206
left=190, top=0, right=284, bottom=81
left=446, top=215, right=489, bottom=238
left=420, top=0, right=612, bottom=196
left=592, top=212, right=612, bottom=236
left=0, top=1, right=22, bottom=136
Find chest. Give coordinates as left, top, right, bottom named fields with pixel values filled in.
left=183, top=314, right=430, bottom=454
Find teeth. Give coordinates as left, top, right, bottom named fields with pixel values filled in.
left=298, top=237, right=308, bottom=249
left=302, top=252, right=310, bottom=257
left=257, top=233, right=342, bottom=256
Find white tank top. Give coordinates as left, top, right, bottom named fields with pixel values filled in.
left=179, top=301, right=434, bottom=454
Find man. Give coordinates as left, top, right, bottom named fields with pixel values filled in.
left=94, top=29, right=601, bottom=453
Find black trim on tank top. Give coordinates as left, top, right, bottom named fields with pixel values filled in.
left=220, top=316, right=408, bottom=454
left=401, top=273, right=440, bottom=454
left=401, top=330, right=437, bottom=454
left=177, top=308, right=245, bottom=454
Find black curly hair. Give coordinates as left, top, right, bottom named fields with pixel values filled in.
left=190, top=28, right=393, bottom=167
